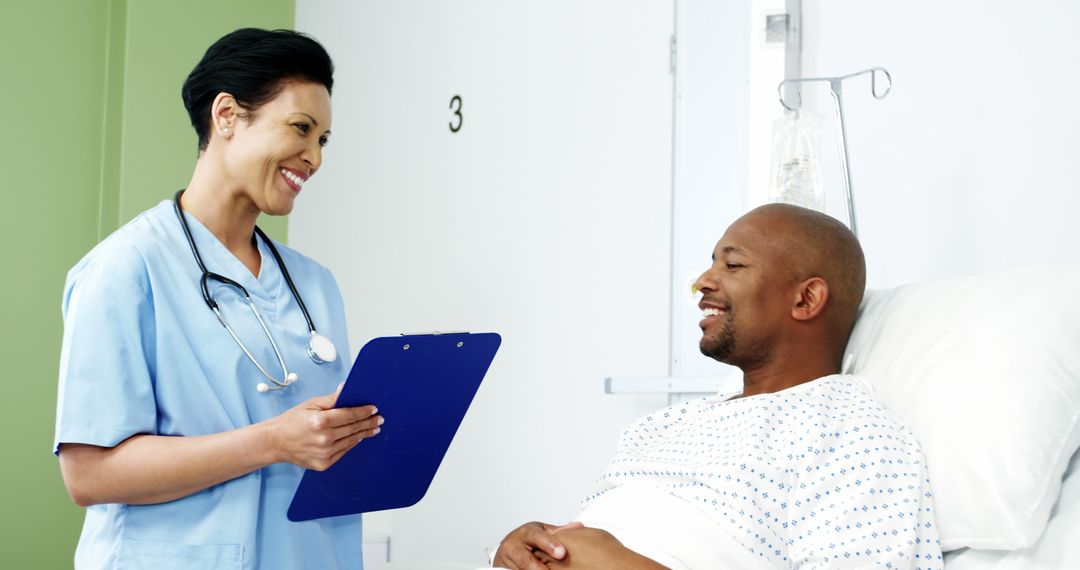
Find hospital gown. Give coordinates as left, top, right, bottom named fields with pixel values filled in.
left=54, top=201, right=360, bottom=569
left=580, top=375, right=943, bottom=569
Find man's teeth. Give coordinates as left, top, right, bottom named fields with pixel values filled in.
left=281, top=168, right=305, bottom=187
left=703, top=307, right=723, bottom=317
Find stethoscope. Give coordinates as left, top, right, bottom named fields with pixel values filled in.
left=173, top=190, right=337, bottom=393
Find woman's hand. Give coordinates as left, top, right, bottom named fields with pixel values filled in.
left=57, top=383, right=383, bottom=507
left=265, top=383, right=383, bottom=471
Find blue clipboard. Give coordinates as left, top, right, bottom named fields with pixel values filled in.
left=287, top=332, right=501, bottom=522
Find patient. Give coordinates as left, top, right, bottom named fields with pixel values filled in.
left=494, top=204, right=944, bottom=569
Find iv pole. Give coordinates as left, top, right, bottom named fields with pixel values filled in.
left=777, top=67, right=892, bottom=238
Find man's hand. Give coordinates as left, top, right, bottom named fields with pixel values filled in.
left=535, top=527, right=669, bottom=570
left=493, top=521, right=584, bottom=570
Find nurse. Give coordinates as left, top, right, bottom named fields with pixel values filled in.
left=53, top=28, right=381, bottom=568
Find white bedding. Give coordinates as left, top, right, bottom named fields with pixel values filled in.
left=575, top=482, right=774, bottom=570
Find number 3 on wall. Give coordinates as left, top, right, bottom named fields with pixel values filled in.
left=449, top=95, right=463, bottom=133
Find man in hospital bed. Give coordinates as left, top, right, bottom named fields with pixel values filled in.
left=494, top=204, right=944, bottom=570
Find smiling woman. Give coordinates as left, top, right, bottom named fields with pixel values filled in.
left=185, top=80, right=332, bottom=229
left=179, top=28, right=334, bottom=263
left=53, top=29, right=378, bottom=569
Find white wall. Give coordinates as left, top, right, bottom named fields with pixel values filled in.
left=671, top=0, right=1080, bottom=376
left=802, top=0, right=1080, bottom=288
left=293, top=1, right=675, bottom=565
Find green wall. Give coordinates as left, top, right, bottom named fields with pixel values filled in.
left=0, top=0, right=293, bottom=565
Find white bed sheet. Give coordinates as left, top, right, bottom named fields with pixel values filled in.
left=575, top=482, right=774, bottom=570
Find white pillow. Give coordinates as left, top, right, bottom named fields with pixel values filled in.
left=942, top=449, right=1080, bottom=569
left=842, top=266, right=1080, bottom=551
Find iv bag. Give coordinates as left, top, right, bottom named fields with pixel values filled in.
left=768, top=111, right=825, bottom=211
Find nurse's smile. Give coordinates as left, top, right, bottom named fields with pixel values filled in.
left=280, top=167, right=308, bottom=192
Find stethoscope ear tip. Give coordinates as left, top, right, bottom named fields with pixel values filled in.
left=257, top=383, right=270, bottom=393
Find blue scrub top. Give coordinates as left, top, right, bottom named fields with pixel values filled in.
left=54, top=200, right=362, bottom=569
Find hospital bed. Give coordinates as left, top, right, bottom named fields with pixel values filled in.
left=843, top=266, right=1080, bottom=569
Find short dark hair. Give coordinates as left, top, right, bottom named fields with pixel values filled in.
left=181, top=28, right=334, bottom=151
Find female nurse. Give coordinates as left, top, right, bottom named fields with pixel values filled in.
left=53, top=28, right=381, bottom=569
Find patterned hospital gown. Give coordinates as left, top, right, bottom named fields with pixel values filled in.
left=583, top=374, right=943, bottom=569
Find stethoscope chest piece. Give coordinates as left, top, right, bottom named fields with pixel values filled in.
left=308, top=332, right=337, bottom=364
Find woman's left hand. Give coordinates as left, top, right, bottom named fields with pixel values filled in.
left=264, top=383, right=383, bottom=471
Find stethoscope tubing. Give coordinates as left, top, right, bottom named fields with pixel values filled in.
left=212, top=303, right=289, bottom=388
left=254, top=225, right=317, bottom=335
left=173, top=189, right=332, bottom=392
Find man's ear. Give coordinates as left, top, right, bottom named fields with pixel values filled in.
left=791, top=277, right=829, bottom=321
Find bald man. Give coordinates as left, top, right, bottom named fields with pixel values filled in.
left=494, top=205, right=943, bottom=570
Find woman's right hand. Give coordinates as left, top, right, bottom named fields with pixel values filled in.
left=266, top=384, right=383, bottom=471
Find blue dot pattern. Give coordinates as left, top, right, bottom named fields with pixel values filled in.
left=583, top=375, right=943, bottom=569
